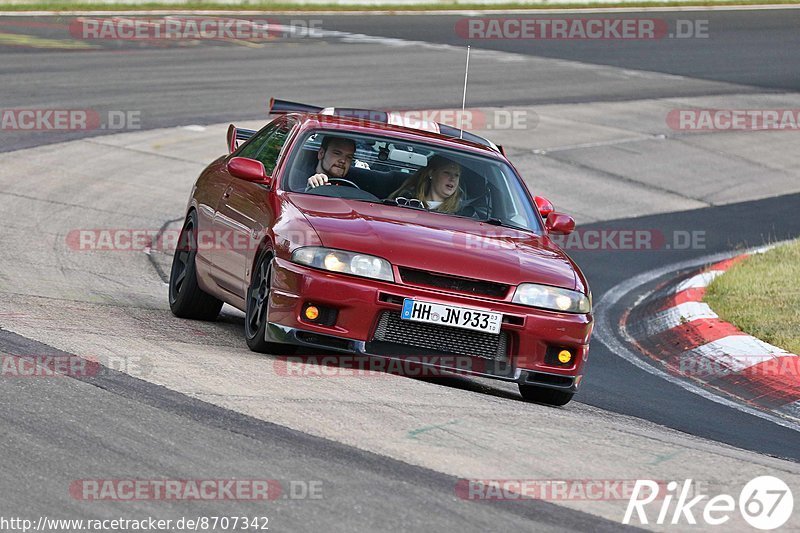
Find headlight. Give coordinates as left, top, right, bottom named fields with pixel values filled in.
left=291, top=247, right=394, bottom=282
left=512, top=283, right=591, bottom=314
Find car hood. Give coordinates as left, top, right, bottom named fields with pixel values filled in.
left=287, top=194, right=578, bottom=290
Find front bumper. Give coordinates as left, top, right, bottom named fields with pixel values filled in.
left=266, top=257, right=592, bottom=392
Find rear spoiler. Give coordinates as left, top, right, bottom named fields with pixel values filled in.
left=269, top=98, right=324, bottom=115
left=267, top=98, right=500, bottom=153
left=226, top=124, right=257, bottom=154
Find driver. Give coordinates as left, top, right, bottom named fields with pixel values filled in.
left=306, top=136, right=357, bottom=188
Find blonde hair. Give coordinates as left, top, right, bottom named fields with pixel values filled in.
left=390, top=155, right=462, bottom=213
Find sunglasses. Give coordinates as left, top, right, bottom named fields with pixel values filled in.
left=394, top=197, right=426, bottom=209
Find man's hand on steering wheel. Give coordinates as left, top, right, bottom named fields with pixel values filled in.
left=305, top=174, right=361, bottom=192
left=307, top=173, right=329, bottom=188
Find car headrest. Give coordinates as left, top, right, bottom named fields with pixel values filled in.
left=287, top=149, right=319, bottom=190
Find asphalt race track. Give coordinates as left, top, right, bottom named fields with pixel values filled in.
left=4, top=9, right=800, bottom=152
left=1, top=8, right=800, bottom=531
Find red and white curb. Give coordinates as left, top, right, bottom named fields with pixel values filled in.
left=625, top=252, right=800, bottom=422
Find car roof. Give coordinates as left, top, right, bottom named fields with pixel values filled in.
left=285, top=113, right=507, bottom=161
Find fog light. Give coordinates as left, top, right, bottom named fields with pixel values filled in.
left=301, top=303, right=338, bottom=327
left=305, top=305, right=320, bottom=321
left=557, top=350, right=572, bottom=364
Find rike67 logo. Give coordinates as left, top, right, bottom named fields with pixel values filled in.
left=624, top=476, right=793, bottom=530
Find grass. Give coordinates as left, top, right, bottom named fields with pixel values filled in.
left=3, top=0, right=800, bottom=11
left=705, top=240, right=800, bottom=355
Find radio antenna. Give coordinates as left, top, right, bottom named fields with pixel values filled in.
left=459, top=46, right=471, bottom=139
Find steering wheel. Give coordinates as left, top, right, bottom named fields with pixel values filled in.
left=305, top=178, right=361, bottom=192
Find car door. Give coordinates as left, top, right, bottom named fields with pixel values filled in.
left=192, top=158, right=235, bottom=279
left=211, top=117, right=296, bottom=301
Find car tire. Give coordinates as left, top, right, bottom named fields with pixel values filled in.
left=518, top=384, right=574, bottom=406
left=169, top=211, right=223, bottom=321
left=245, top=251, right=296, bottom=355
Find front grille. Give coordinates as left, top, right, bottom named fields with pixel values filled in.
left=370, top=311, right=508, bottom=361
left=398, top=267, right=509, bottom=299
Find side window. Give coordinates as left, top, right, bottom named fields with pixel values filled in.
left=236, top=119, right=293, bottom=175
left=236, top=123, right=278, bottom=160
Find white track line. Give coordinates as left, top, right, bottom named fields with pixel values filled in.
left=675, top=270, right=724, bottom=291
left=593, top=244, right=800, bottom=432
left=642, top=301, right=718, bottom=336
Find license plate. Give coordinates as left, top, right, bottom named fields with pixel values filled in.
left=401, top=299, right=502, bottom=334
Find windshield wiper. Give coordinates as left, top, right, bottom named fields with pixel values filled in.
left=480, top=218, right=530, bottom=232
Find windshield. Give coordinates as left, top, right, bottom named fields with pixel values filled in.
left=282, top=130, right=543, bottom=232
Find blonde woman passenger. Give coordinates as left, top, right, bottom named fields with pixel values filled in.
left=390, top=155, right=462, bottom=213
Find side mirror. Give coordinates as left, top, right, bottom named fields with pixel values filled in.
left=534, top=196, right=554, bottom=219
left=227, top=157, right=270, bottom=185
left=546, top=212, right=575, bottom=235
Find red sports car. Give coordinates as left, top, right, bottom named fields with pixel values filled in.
left=169, top=99, right=592, bottom=406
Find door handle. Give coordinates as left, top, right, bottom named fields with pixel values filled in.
left=223, top=186, right=233, bottom=199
